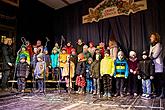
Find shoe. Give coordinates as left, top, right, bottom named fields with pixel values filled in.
left=103, top=92, right=107, bottom=97
left=90, top=90, right=93, bottom=94
left=114, top=93, right=119, bottom=97
left=145, top=94, right=151, bottom=99
left=93, top=90, right=96, bottom=95
left=127, top=92, right=130, bottom=96
left=107, top=92, right=112, bottom=98
left=134, top=93, right=138, bottom=96
left=97, top=91, right=100, bottom=95
left=120, top=93, right=124, bottom=97
left=141, top=94, right=146, bottom=98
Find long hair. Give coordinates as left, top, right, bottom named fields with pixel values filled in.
left=150, top=32, right=160, bottom=43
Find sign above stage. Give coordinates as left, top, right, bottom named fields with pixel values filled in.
left=82, top=0, right=147, bottom=24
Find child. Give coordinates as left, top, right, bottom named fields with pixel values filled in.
left=138, top=51, right=154, bottom=99
left=34, top=53, right=46, bottom=93
left=62, top=55, right=75, bottom=91
left=100, top=50, right=114, bottom=97
left=128, top=51, right=139, bottom=96
left=91, top=52, right=101, bottom=95
left=76, top=39, right=84, bottom=54
left=86, top=57, right=93, bottom=93
left=43, top=47, right=50, bottom=80
left=76, top=53, right=86, bottom=94
left=114, top=51, right=129, bottom=97
left=16, top=54, right=29, bottom=93
left=88, top=42, right=95, bottom=57
left=83, top=45, right=92, bottom=61
left=50, top=47, right=59, bottom=80
left=65, top=42, right=73, bottom=54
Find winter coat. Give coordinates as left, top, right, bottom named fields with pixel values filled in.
left=34, top=61, right=46, bottom=79
left=2, top=44, right=14, bottom=70
left=86, top=63, right=92, bottom=79
left=83, top=51, right=92, bottom=61
left=62, top=61, right=75, bottom=78
left=149, top=43, right=163, bottom=73
left=43, top=54, right=50, bottom=66
left=31, top=54, right=38, bottom=69
left=76, top=61, right=86, bottom=76
left=50, top=53, right=59, bottom=68
left=114, top=58, right=129, bottom=78
left=16, top=62, right=29, bottom=78
left=128, top=58, right=138, bottom=74
left=66, top=46, right=73, bottom=54
left=138, top=59, right=155, bottom=80
left=91, top=60, right=100, bottom=78
left=59, top=53, right=68, bottom=68
left=76, top=44, right=83, bottom=54
left=100, top=56, right=114, bottom=76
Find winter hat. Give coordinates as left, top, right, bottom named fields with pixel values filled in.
left=20, top=54, right=26, bottom=60
left=37, top=53, right=43, bottom=59
left=129, top=51, right=136, bottom=57
left=118, top=51, right=124, bottom=56
left=142, top=51, right=148, bottom=56
left=44, top=47, right=48, bottom=51
left=88, top=57, right=93, bottom=62
left=104, top=49, right=110, bottom=55
left=83, top=45, right=88, bottom=49
left=21, top=45, right=26, bottom=49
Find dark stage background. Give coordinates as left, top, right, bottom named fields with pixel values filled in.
left=17, top=0, right=165, bottom=58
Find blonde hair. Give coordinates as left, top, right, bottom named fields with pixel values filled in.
left=150, top=32, right=160, bottom=43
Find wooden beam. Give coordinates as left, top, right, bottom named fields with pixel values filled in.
left=62, top=0, right=70, bottom=5
left=1, top=0, right=19, bottom=7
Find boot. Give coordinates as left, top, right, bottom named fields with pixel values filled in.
left=157, top=88, right=164, bottom=99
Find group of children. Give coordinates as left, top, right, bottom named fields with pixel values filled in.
left=15, top=38, right=155, bottom=99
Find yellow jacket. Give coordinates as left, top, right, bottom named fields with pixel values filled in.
left=100, top=56, right=114, bottom=76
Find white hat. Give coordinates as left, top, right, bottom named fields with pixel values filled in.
left=129, top=51, right=136, bottom=57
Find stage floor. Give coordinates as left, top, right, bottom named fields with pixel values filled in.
left=0, top=91, right=164, bottom=110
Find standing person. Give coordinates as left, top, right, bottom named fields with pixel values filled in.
left=76, top=53, right=86, bottom=94
left=127, top=51, right=139, bottom=96
left=85, top=57, right=93, bottom=93
left=88, top=42, right=95, bottom=57
left=91, top=52, right=101, bottom=95
left=1, top=38, right=14, bottom=90
left=76, top=39, right=84, bottom=55
left=138, top=51, right=154, bottom=99
left=107, top=39, right=118, bottom=61
left=149, top=32, right=164, bottom=98
left=65, top=42, right=73, bottom=55
left=114, top=51, right=129, bottom=97
left=25, top=40, right=33, bottom=58
left=43, top=47, right=50, bottom=80
left=16, top=54, right=29, bottom=93
left=100, top=50, right=114, bottom=98
left=83, top=45, right=92, bottom=61
left=34, top=53, right=46, bottom=93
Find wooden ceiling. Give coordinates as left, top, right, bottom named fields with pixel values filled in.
left=38, top=0, right=82, bottom=10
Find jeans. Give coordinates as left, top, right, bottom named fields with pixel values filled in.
left=93, top=78, right=100, bottom=92
left=17, top=78, right=26, bottom=91
left=103, top=74, right=112, bottom=93
left=37, top=79, right=44, bottom=91
left=1, top=70, right=10, bottom=88
left=116, top=77, right=125, bottom=94
left=86, top=78, right=93, bottom=92
left=142, top=79, right=151, bottom=95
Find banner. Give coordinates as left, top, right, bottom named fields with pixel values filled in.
left=82, top=0, right=147, bottom=24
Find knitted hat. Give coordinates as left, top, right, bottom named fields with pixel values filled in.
left=44, top=47, right=48, bottom=51
left=118, top=51, right=124, bottom=56
left=83, top=45, right=88, bottom=49
left=37, top=53, right=43, bottom=59
left=142, top=51, right=148, bottom=56
left=20, top=54, right=26, bottom=60
left=88, top=57, right=93, bottom=62
left=129, top=51, right=136, bottom=57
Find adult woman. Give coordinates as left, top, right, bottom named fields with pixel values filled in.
left=149, top=32, right=164, bottom=98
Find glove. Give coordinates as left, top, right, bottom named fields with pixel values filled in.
left=138, top=75, right=141, bottom=80
left=8, top=62, right=12, bottom=66
left=86, top=70, right=89, bottom=72
left=130, top=69, right=133, bottom=73
left=150, top=76, right=154, bottom=80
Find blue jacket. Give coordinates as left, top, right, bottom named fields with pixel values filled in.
left=50, top=53, right=59, bottom=68
left=114, top=58, right=129, bottom=78
left=86, top=63, right=92, bottom=79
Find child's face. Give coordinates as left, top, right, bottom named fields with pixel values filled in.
left=118, top=54, right=124, bottom=60
left=44, top=50, right=48, bottom=54
left=20, top=58, right=26, bottom=63
left=53, top=49, right=57, bottom=54
left=62, top=50, right=66, bottom=54
left=67, top=43, right=71, bottom=47
left=37, top=57, right=42, bottom=61
left=89, top=43, right=93, bottom=47
left=88, top=60, right=92, bottom=64
left=142, top=55, right=147, bottom=59
left=22, top=47, right=26, bottom=51
left=83, top=48, right=88, bottom=52
left=105, top=53, right=109, bottom=57
left=78, top=39, right=82, bottom=45
left=150, top=34, right=156, bottom=43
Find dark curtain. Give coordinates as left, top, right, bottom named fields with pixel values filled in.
left=53, top=0, right=165, bottom=58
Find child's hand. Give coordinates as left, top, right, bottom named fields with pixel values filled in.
left=138, top=75, right=141, bottom=80
left=150, top=76, right=154, bottom=80
left=130, top=69, right=133, bottom=73
left=80, top=75, right=82, bottom=77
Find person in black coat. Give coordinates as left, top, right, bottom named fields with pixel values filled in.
left=1, top=38, right=14, bottom=90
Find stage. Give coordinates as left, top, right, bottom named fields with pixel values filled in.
left=0, top=90, right=164, bottom=110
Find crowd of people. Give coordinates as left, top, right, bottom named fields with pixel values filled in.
left=1, top=32, right=164, bottom=99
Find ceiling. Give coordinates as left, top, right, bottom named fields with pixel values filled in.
left=38, top=0, right=82, bottom=10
